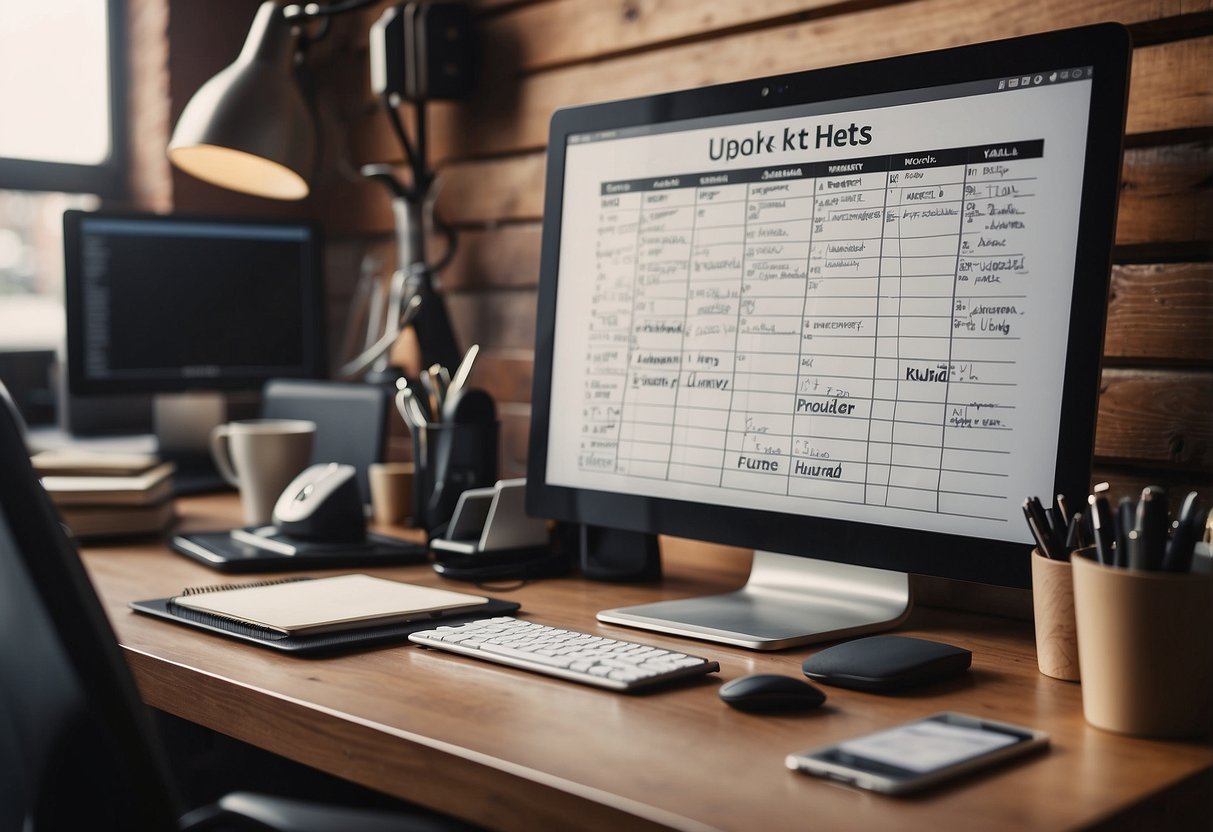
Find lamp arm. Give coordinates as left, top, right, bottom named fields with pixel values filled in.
left=336, top=291, right=422, bottom=380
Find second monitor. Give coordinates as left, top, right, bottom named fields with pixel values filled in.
left=62, top=210, right=327, bottom=483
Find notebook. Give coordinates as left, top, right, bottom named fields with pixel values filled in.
left=172, top=574, right=487, bottom=637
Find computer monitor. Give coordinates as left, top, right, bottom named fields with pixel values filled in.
left=527, top=25, right=1130, bottom=649
left=63, top=210, right=326, bottom=397
left=61, top=210, right=326, bottom=485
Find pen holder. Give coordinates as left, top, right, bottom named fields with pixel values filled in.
left=1030, top=547, right=1080, bottom=682
left=412, top=421, right=499, bottom=534
left=1071, top=549, right=1213, bottom=738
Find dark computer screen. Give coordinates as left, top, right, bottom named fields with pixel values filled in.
left=63, top=211, right=325, bottom=396
left=526, top=25, right=1130, bottom=647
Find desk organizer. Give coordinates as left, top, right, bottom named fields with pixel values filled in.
left=1072, top=549, right=1213, bottom=738
left=1030, top=547, right=1080, bottom=682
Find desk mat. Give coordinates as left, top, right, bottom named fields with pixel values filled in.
left=130, top=595, right=521, bottom=655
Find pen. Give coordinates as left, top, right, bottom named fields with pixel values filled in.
left=1055, top=494, right=1071, bottom=528
left=1126, top=529, right=1144, bottom=570
left=1134, top=486, right=1168, bottom=571
left=1162, top=491, right=1201, bottom=573
left=1025, top=497, right=1061, bottom=558
left=1115, top=497, right=1134, bottom=568
left=1038, top=499, right=1067, bottom=557
left=1022, top=500, right=1058, bottom=559
left=1088, top=493, right=1114, bottom=566
left=1044, top=507, right=1062, bottom=544
left=1065, top=511, right=1086, bottom=554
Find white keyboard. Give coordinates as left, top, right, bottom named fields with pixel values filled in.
left=408, top=616, right=720, bottom=691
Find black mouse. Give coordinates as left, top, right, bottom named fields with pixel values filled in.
left=718, top=674, right=826, bottom=713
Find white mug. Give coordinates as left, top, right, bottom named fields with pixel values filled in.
left=210, top=419, right=316, bottom=526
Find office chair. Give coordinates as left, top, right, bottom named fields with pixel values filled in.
left=0, top=395, right=469, bottom=832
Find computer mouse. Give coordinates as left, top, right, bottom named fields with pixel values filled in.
left=272, top=463, right=366, bottom=542
left=719, top=674, right=826, bottom=713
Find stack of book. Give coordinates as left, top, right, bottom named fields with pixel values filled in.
left=32, top=450, right=176, bottom=540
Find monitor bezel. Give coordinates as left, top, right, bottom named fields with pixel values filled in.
left=527, top=24, right=1130, bottom=589
left=63, top=209, right=327, bottom=396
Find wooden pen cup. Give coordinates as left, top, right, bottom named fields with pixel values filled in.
left=1030, top=546, right=1080, bottom=682
left=1071, top=549, right=1213, bottom=739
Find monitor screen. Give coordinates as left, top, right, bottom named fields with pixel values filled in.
left=63, top=211, right=326, bottom=396
left=528, top=24, right=1129, bottom=620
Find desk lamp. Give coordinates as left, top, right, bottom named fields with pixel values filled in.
left=168, top=0, right=476, bottom=378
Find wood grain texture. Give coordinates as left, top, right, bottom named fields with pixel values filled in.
left=447, top=288, right=538, bottom=351
left=1116, top=142, right=1213, bottom=246
left=1106, top=262, right=1213, bottom=363
left=1029, top=551, right=1080, bottom=681
left=389, top=29, right=1213, bottom=162
left=82, top=494, right=1213, bottom=832
left=1127, top=34, right=1213, bottom=136
left=476, top=0, right=903, bottom=71
left=1095, top=369, right=1213, bottom=468
left=483, top=0, right=1213, bottom=74
left=443, top=224, right=544, bottom=292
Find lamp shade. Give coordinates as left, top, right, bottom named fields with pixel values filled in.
left=168, top=2, right=315, bottom=200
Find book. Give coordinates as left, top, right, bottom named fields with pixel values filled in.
left=57, top=500, right=175, bottom=540
left=40, top=461, right=175, bottom=507
left=171, top=574, right=489, bottom=637
left=31, top=448, right=163, bottom=477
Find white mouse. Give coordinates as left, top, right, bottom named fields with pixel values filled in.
left=272, top=463, right=365, bottom=542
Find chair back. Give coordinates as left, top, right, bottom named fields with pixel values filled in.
left=0, top=398, right=181, bottom=831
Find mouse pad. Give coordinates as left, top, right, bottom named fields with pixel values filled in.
left=802, top=635, right=971, bottom=692
left=171, top=529, right=428, bottom=572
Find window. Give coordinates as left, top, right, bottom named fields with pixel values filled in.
left=0, top=0, right=125, bottom=196
left=0, top=190, right=97, bottom=350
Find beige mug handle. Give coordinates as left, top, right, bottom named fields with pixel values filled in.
left=209, top=425, right=241, bottom=488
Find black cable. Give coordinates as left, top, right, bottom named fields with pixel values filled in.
left=382, top=94, right=418, bottom=193
left=428, top=207, right=458, bottom=274
left=414, top=99, right=430, bottom=192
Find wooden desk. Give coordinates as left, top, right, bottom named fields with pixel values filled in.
left=82, top=495, right=1212, bottom=832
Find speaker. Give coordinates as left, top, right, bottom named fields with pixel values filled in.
left=579, top=525, right=662, bottom=582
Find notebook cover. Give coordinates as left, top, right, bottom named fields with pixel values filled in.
left=130, top=592, right=521, bottom=655
left=172, top=574, right=488, bottom=636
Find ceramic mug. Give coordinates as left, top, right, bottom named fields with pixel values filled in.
left=210, top=419, right=315, bottom=526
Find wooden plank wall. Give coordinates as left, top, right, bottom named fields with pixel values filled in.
left=164, top=1, right=1213, bottom=496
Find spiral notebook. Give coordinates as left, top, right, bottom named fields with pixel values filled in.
left=131, top=574, right=520, bottom=654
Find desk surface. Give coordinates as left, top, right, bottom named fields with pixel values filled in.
left=82, top=495, right=1212, bottom=832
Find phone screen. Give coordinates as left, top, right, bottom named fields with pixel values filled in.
left=836, top=719, right=1018, bottom=773
left=788, top=713, right=1048, bottom=793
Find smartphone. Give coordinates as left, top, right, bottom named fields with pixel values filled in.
left=785, top=712, right=1048, bottom=795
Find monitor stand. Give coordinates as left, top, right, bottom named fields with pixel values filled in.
left=597, top=551, right=912, bottom=651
